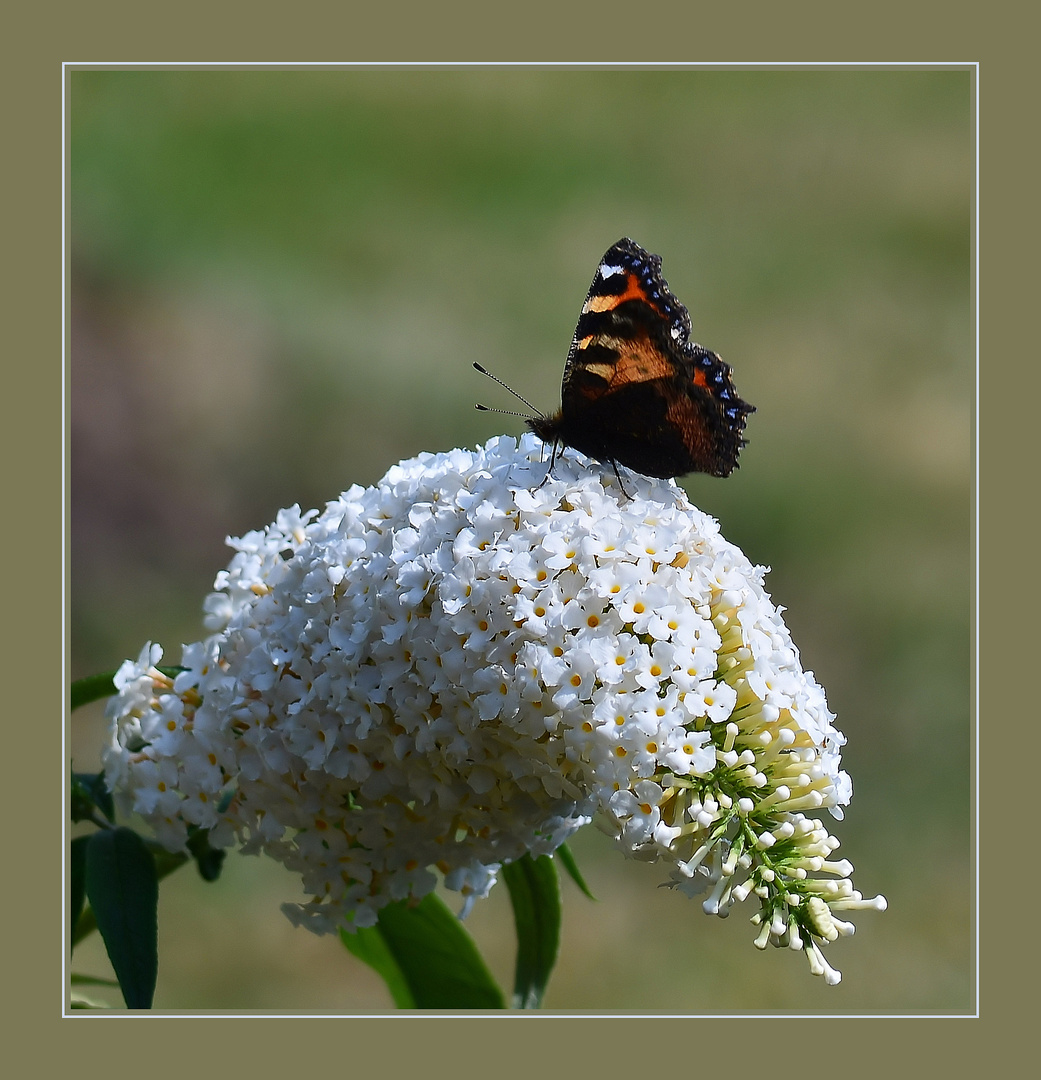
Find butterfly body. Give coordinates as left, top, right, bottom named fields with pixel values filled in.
left=528, top=238, right=754, bottom=480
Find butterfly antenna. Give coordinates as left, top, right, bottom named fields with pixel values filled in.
left=473, top=362, right=543, bottom=418
left=475, top=404, right=536, bottom=419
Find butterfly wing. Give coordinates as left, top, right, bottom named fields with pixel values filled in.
left=541, top=238, right=754, bottom=479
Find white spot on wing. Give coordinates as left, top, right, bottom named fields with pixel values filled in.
left=598, top=262, right=624, bottom=279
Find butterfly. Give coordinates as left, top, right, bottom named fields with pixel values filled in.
left=478, top=238, right=754, bottom=481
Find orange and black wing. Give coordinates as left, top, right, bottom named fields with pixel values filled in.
left=529, top=238, right=754, bottom=479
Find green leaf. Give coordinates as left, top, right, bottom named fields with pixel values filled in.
left=70, top=994, right=109, bottom=1009
left=186, top=827, right=226, bottom=882
left=71, top=906, right=97, bottom=947
left=70, top=836, right=90, bottom=945
left=70, top=671, right=117, bottom=711
left=70, top=973, right=121, bottom=987
left=341, top=893, right=505, bottom=1010
left=341, top=924, right=416, bottom=1008
left=502, top=854, right=561, bottom=1009
left=71, top=771, right=115, bottom=824
left=556, top=842, right=597, bottom=901
left=72, top=840, right=192, bottom=951
left=84, top=828, right=159, bottom=1009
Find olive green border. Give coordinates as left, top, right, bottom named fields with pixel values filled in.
left=10, top=0, right=1010, bottom=1073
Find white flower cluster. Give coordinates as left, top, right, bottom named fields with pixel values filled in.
left=103, top=434, right=884, bottom=981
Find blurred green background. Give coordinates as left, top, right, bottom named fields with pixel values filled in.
left=69, top=68, right=972, bottom=1013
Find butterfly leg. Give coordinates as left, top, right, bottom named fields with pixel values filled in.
left=609, top=460, right=631, bottom=501
left=535, top=438, right=560, bottom=489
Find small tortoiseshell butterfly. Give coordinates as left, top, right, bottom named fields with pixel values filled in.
left=478, top=238, right=754, bottom=481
